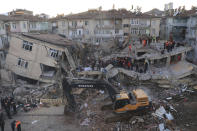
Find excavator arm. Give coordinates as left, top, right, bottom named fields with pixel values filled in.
left=62, top=78, right=117, bottom=112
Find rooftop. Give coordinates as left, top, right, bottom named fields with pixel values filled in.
left=10, top=15, right=48, bottom=22
left=0, top=15, right=12, bottom=21
left=21, top=33, right=73, bottom=47
left=54, top=9, right=161, bottom=20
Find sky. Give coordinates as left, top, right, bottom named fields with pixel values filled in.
left=0, top=0, right=196, bottom=17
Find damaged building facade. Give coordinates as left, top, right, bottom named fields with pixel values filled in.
left=5, top=33, right=74, bottom=83
left=160, top=8, right=197, bottom=45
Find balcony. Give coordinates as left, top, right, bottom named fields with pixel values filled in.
left=130, top=24, right=150, bottom=28
left=69, top=25, right=84, bottom=29
left=172, top=23, right=187, bottom=27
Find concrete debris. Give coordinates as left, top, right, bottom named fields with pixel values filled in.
left=152, top=106, right=166, bottom=119
left=159, top=123, right=171, bottom=131
left=32, top=120, right=39, bottom=124
left=165, top=112, right=174, bottom=120
left=80, top=118, right=90, bottom=126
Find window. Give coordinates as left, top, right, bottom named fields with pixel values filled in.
left=23, top=22, right=26, bottom=29
left=124, top=33, right=129, bottom=36
left=131, top=19, right=139, bottom=25
left=49, top=48, right=58, bottom=58
left=85, top=21, right=88, bottom=26
left=85, top=30, right=89, bottom=35
left=152, top=29, right=156, bottom=35
left=114, top=99, right=130, bottom=110
left=115, top=29, right=119, bottom=34
left=18, top=58, right=28, bottom=68
left=72, top=21, right=77, bottom=27
left=152, top=20, right=156, bottom=26
left=12, top=23, right=16, bottom=29
left=115, top=20, right=120, bottom=25
left=79, top=30, right=81, bottom=35
left=123, top=24, right=129, bottom=27
left=22, top=41, right=33, bottom=51
left=62, top=21, right=65, bottom=27
left=31, top=23, right=36, bottom=29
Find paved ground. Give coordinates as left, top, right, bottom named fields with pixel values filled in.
left=4, top=105, right=87, bottom=131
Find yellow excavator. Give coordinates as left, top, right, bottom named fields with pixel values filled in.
left=62, top=78, right=151, bottom=123
left=112, top=89, right=149, bottom=113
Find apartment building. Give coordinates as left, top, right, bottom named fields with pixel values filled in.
left=122, top=14, right=161, bottom=39
left=0, top=15, right=11, bottom=49
left=186, top=14, right=197, bottom=45
left=55, top=9, right=161, bottom=44
left=6, top=9, right=50, bottom=33
left=57, top=9, right=124, bottom=43
left=160, top=9, right=197, bottom=42
left=5, top=33, right=74, bottom=83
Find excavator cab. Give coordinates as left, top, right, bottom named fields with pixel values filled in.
left=114, top=93, right=130, bottom=113
left=113, top=89, right=149, bottom=113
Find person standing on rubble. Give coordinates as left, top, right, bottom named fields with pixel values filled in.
left=136, top=63, right=139, bottom=72
left=127, top=60, right=131, bottom=70
left=11, top=120, right=21, bottom=131
left=10, top=97, right=17, bottom=114
left=144, top=59, right=149, bottom=73
left=166, top=42, right=169, bottom=52
left=128, top=44, right=132, bottom=56
left=4, top=97, right=12, bottom=119
left=0, top=110, right=5, bottom=131
left=0, top=98, right=5, bottom=109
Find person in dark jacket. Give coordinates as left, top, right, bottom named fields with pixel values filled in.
left=0, top=111, right=5, bottom=131
left=4, top=98, right=12, bottom=119
left=10, top=97, right=17, bottom=114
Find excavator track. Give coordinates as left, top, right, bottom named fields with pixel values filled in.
left=105, top=106, right=151, bottom=123
left=105, top=113, right=132, bottom=123
left=101, top=103, right=113, bottom=111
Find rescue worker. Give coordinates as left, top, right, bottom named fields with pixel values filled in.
left=4, top=98, right=12, bottom=119
left=166, top=42, right=169, bottom=52
left=144, top=59, right=149, bottom=73
left=128, top=44, right=132, bottom=55
left=136, top=63, right=139, bottom=72
left=11, top=120, right=21, bottom=131
left=10, top=97, right=17, bottom=114
left=127, top=61, right=131, bottom=70
left=169, top=42, right=172, bottom=51
left=0, top=111, right=5, bottom=131
left=143, top=40, right=146, bottom=47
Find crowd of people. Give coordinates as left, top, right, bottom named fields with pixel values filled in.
left=106, top=57, right=149, bottom=73
left=0, top=97, right=21, bottom=131
left=1, top=97, right=17, bottom=119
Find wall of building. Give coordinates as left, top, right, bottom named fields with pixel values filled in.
left=186, top=15, right=197, bottom=45
left=5, top=35, right=66, bottom=81
left=0, top=21, right=6, bottom=35
left=150, top=18, right=161, bottom=37
left=29, top=21, right=49, bottom=32
left=9, top=21, right=28, bottom=33
left=57, top=19, right=68, bottom=36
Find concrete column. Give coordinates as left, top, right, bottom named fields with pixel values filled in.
left=166, top=56, right=171, bottom=66
left=181, top=52, right=185, bottom=61
left=151, top=60, right=154, bottom=65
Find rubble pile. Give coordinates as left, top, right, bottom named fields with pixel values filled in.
left=0, top=79, right=61, bottom=111
left=73, top=83, right=197, bottom=131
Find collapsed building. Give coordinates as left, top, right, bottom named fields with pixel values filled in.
left=4, top=33, right=80, bottom=83
left=103, top=42, right=193, bottom=81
